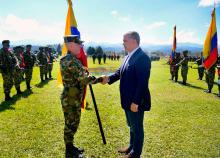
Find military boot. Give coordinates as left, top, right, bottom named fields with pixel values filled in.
left=16, top=86, right=23, bottom=94
left=204, top=85, right=211, bottom=93
left=65, top=144, right=84, bottom=158
left=5, top=93, right=12, bottom=101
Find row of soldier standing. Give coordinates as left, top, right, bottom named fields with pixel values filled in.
left=92, top=53, right=120, bottom=64
left=0, top=40, right=54, bottom=101
left=37, top=46, right=54, bottom=82
left=170, top=50, right=220, bottom=97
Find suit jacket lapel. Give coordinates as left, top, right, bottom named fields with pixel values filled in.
left=121, top=48, right=141, bottom=76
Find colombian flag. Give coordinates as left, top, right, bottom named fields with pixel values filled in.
left=170, top=26, right=176, bottom=64
left=57, top=0, right=88, bottom=109
left=203, top=8, right=218, bottom=70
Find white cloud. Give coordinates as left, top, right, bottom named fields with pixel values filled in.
left=198, top=0, right=220, bottom=7
left=144, top=21, right=166, bottom=30
left=168, top=30, right=202, bottom=44
left=110, top=10, right=130, bottom=22
left=0, top=14, right=64, bottom=44
left=110, top=10, right=118, bottom=16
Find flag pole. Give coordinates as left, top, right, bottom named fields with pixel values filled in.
left=89, top=84, right=107, bottom=144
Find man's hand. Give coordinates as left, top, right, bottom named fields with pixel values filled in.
left=101, top=75, right=109, bottom=85
left=130, top=103, right=139, bottom=112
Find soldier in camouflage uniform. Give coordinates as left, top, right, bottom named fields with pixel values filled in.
left=176, top=50, right=189, bottom=85
left=169, top=53, right=176, bottom=81
left=194, top=52, right=204, bottom=80
left=173, top=52, right=181, bottom=82
left=60, top=35, right=97, bottom=158
left=24, top=45, right=36, bottom=89
left=216, top=56, right=220, bottom=97
left=37, top=47, right=48, bottom=82
left=44, top=47, right=49, bottom=80
left=13, top=46, right=25, bottom=87
left=0, top=40, right=22, bottom=101
left=47, top=47, right=54, bottom=79
left=204, top=63, right=216, bottom=93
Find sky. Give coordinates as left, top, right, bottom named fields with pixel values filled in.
left=0, top=0, right=220, bottom=45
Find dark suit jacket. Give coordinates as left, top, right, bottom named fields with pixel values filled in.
left=108, top=47, right=151, bottom=111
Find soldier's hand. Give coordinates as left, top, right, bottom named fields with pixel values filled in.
left=92, top=77, right=103, bottom=84
left=88, top=76, right=96, bottom=83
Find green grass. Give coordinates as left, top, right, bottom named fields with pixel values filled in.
left=0, top=58, right=219, bottom=158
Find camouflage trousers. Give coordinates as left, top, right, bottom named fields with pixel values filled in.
left=61, top=87, right=82, bottom=145
left=45, top=64, right=48, bottom=73
left=198, top=67, right=204, bottom=80
left=47, top=63, right=53, bottom=77
left=48, top=63, right=53, bottom=72
left=173, top=66, right=179, bottom=81
left=1, top=71, right=20, bottom=94
left=170, top=65, right=176, bottom=80
left=181, top=66, right=188, bottom=83
left=15, top=68, right=24, bottom=85
left=205, top=69, right=215, bottom=89
left=39, top=66, right=46, bottom=79
left=24, top=68, right=33, bottom=83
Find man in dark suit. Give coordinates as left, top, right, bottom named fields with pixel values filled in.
left=101, top=31, right=151, bottom=158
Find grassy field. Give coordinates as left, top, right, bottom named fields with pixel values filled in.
left=0, top=57, right=219, bottom=158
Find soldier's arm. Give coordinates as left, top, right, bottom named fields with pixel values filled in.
left=0, top=50, right=4, bottom=72
left=61, top=59, right=95, bottom=86
left=176, top=58, right=184, bottom=66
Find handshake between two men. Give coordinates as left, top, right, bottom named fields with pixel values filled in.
left=88, top=75, right=109, bottom=85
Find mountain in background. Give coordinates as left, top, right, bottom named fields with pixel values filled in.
left=83, top=42, right=205, bottom=55
left=6, top=40, right=220, bottom=55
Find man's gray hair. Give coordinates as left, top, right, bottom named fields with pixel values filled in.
left=125, top=31, right=140, bottom=45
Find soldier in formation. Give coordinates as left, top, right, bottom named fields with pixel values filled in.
left=13, top=46, right=25, bottom=85
left=24, top=45, right=36, bottom=89
left=204, top=63, right=216, bottom=93
left=194, top=52, right=205, bottom=80
left=103, top=53, right=107, bottom=64
left=217, top=56, right=220, bottom=97
left=173, top=52, right=181, bottom=82
left=47, top=47, right=54, bottom=79
left=92, top=54, right=96, bottom=64
left=176, top=50, right=189, bottom=85
left=37, top=47, right=48, bottom=82
left=0, top=40, right=22, bottom=101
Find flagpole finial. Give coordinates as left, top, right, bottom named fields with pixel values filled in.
left=67, top=0, right=72, bottom=6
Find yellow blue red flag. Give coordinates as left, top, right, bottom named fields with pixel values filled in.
left=203, top=8, right=218, bottom=70
left=170, top=25, right=176, bottom=64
